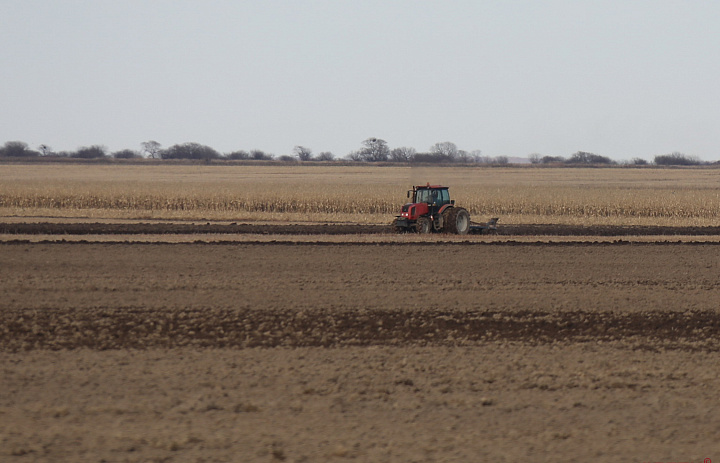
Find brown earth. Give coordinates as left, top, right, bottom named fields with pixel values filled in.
left=3, top=221, right=720, bottom=236
left=2, top=242, right=720, bottom=462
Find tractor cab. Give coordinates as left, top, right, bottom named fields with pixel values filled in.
left=412, top=185, right=452, bottom=208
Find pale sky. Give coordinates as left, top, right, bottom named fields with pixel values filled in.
left=2, top=0, right=719, bottom=160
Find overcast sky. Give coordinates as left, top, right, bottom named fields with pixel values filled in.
left=2, top=0, right=719, bottom=160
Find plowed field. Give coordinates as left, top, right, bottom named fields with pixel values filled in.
left=4, top=221, right=720, bottom=236
left=2, top=241, right=720, bottom=462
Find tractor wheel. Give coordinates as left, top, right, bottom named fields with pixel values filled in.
left=416, top=217, right=431, bottom=234
left=442, top=207, right=470, bottom=235
left=391, top=218, right=405, bottom=233
left=432, top=214, right=444, bottom=232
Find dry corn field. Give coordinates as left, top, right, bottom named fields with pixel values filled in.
left=2, top=164, right=720, bottom=226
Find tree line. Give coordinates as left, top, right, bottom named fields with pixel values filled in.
left=0, top=139, right=711, bottom=166
left=527, top=151, right=708, bottom=166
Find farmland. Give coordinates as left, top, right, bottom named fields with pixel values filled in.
left=2, top=164, right=720, bottom=226
left=2, top=164, right=720, bottom=462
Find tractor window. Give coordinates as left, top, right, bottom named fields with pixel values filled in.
left=439, top=189, right=450, bottom=205
left=416, top=188, right=449, bottom=204
left=416, top=189, right=431, bottom=203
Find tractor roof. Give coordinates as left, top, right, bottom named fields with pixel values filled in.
left=415, top=184, right=448, bottom=189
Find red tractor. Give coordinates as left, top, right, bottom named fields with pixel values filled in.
left=391, top=184, right=471, bottom=234
left=392, top=184, right=499, bottom=235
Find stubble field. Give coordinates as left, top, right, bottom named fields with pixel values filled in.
left=2, top=164, right=720, bottom=462
left=3, top=163, right=720, bottom=226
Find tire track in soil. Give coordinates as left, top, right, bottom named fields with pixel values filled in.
left=3, top=308, right=719, bottom=352
left=3, top=222, right=720, bottom=236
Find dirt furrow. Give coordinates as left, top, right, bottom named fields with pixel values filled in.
left=3, top=307, right=719, bottom=352
left=3, top=221, right=720, bottom=236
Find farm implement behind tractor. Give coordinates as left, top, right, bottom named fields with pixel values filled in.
left=391, top=184, right=498, bottom=235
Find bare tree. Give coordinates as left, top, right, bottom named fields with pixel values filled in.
left=293, top=146, right=313, bottom=161
left=347, top=151, right=363, bottom=161
left=429, top=142, right=458, bottom=161
left=141, top=140, right=162, bottom=159
left=0, top=141, right=37, bottom=157
left=390, top=146, right=416, bottom=162
left=38, top=144, right=52, bottom=156
left=316, top=151, right=334, bottom=161
left=356, top=138, right=389, bottom=162
left=456, top=150, right=472, bottom=163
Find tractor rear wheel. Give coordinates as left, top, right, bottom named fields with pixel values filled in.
left=442, top=207, right=470, bottom=235
left=416, top=217, right=431, bottom=234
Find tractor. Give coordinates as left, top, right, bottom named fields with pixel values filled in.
left=391, top=184, right=498, bottom=234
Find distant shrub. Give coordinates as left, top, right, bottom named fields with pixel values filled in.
left=541, top=155, right=565, bottom=164
left=112, top=149, right=141, bottom=159
left=654, top=152, right=702, bottom=166
left=161, top=143, right=220, bottom=160
left=250, top=150, right=273, bottom=160
left=316, top=151, right=335, bottom=161
left=226, top=150, right=250, bottom=160
left=72, top=145, right=107, bottom=158
left=567, top=151, right=614, bottom=165
left=411, top=152, right=455, bottom=163
left=0, top=141, right=39, bottom=157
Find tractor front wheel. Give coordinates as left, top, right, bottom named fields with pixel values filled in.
left=416, top=217, right=431, bottom=234
left=442, top=207, right=470, bottom=235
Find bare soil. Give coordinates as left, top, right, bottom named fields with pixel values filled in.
left=2, top=242, right=720, bottom=462
left=3, top=221, right=720, bottom=236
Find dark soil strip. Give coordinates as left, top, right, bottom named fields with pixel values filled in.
left=2, top=308, right=718, bottom=352
left=0, top=222, right=387, bottom=235
left=3, top=222, right=720, bottom=236
left=501, top=224, right=720, bottom=236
